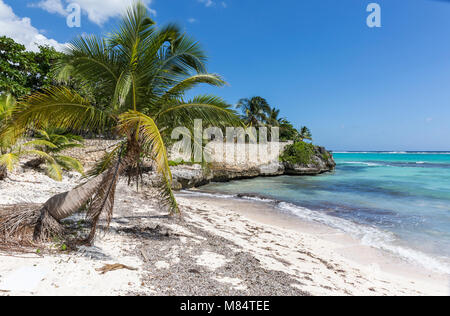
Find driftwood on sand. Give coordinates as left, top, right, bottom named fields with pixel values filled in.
left=95, top=264, right=138, bottom=275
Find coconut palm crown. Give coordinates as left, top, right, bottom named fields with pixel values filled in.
left=0, top=2, right=239, bottom=244
left=236, top=96, right=271, bottom=126
left=298, top=126, right=313, bottom=142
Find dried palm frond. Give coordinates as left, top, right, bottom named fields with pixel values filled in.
left=0, top=204, right=42, bottom=244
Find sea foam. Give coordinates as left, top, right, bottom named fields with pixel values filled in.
left=180, top=190, right=450, bottom=274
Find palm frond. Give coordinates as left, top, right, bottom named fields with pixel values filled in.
left=23, top=150, right=56, bottom=164
left=109, top=1, right=155, bottom=53
left=86, top=143, right=124, bottom=178
left=55, top=155, right=84, bottom=174
left=44, top=162, right=63, bottom=181
left=118, top=110, right=179, bottom=214
left=0, top=94, right=16, bottom=121
left=22, top=140, right=58, bottom=149
left=60, top=35, right=120, bottom=83
left=156, top=95, right=240, bottom=129
left=1, top=87, right=107, bottom=144
left=157, top=74, right=226, bottom=105
left=0, top=153, right=19, bottom=171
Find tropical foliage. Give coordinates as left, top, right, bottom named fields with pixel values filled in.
left=236, top=96, right=312, bottom=142
left=298, top=126, right=313, bottom=142
left=24, top=129, right=84, bottom=181
left=237, top=97, right=271, bottom=126
left=0, top=36, right=63, bottom=98
left=0, top=129, right=84, bottom=182
left=0, top=1, right=239, bottom=244
left=0, top=94, right=16, bottom=179
left=279, top=141, right=316, bottom=165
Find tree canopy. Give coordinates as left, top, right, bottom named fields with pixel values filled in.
left=236, top=96, right=310, bottom=142
left=0, top=36, right=63, bottom=98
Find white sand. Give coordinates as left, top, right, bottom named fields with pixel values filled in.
left=176, top=195, right=450, bottom=296
left=1, top=169, right=449, bottom=296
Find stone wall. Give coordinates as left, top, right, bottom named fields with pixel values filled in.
left=18, top=138, right=335, bottom=190
left=171, top=141, right=294, bottom=167
left=61, top=139, right=122, bottom=168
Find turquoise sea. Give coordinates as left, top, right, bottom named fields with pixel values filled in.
left=199, top=152, right=450, bottom=273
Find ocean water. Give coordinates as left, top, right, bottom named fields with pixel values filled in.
left=198, top=152, right=450, bottom=274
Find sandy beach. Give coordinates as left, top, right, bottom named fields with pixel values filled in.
left=0, top=169, right=448, bottom=296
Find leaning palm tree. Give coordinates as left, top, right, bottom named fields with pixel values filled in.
left=0, top=2, right=239, bottom=244
left=236, top=96, right=271, bottom=126
left=298, top=126, right=313, bottom=142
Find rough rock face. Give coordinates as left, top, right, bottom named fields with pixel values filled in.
left=284, top=146, right=336, bottom=176
left=142, top=146, right=336, bottom=190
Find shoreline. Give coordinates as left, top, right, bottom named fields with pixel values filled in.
left=0, top=170, right=449, bottom=295
left=183, top=188, right=450, bottom=276
left=178, top=190, right=450, bottom=288
left=177, top=192, right=449, bottom=295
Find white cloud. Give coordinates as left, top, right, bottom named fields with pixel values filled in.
left=32, top=0, right=156, bottom=26
left=29, top=0, right=67, bottom=16
left=188, top=18, right=197, bottom=23
left=198, top=0, right=214, bottom=7
left=0, top=0, right=66, bottom=52
left=198, top=0, right=227, bottom=9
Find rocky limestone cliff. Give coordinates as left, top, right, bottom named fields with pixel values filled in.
left=46, top=139, right=335, bottom=190
left=142, top=145, right=336, bottom=190
left=284, top=146, right=336, bottom=176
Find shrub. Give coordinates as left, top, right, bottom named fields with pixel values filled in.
left=280, top=141, right=316, bottom=165
left=168, top=159, right=197, bottom=167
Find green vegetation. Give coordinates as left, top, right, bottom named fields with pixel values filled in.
left=168, top=159, right=197, bottom=167
left=0, top=36, right=62, bottom=98
left=278, top=119, right=300, bottom=142
left=298, top=126, right=312, bottom=142
left=0, top=1, right=327, bottom=248
left=0, top=128, right=84, bottom=181
left=236, top=96, right=312, bottom=142
left=237, top=97, right=271, bottom=126
left=24, top=129, right=85, bottom=181
left=0, top=94, right=16, bottom=180
left=280, top=141, right=316, bottom=165
left=0, top=1, right=239, bottom=243
left=0, top=94, right=83, bottom=181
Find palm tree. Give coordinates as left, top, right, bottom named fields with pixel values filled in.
left=0, top=135, right=83, bottom=181
left=266, top=107, right=281, bottom=127
left=24, top=129, right=84, bottom=181
left=0, top=2, right=239, bottom=244
left=278, top=118, right=299, bottom=142
left=236, top=96, right=271, bottom=126
left=298, top=126, right=312, bottom=142
left=0, top=94, right=16, bottom=180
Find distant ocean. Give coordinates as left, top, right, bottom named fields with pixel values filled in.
left=199, top=152, right=450, bottom=274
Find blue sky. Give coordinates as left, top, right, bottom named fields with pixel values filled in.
left=1, top=0, right=450, bottom=151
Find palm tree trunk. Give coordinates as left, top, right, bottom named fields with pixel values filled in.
left=44, top=171, right=112, bottom=221
left=0, top=165, right=7, bottom=181
left=0, top=168, right=114, bottom=243
left=1, top=142, right=138, bottom=244
left=33, top=150, right=134, bottom=242
left=32, top=167, right=118, bottom=242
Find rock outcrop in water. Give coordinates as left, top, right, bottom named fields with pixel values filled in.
left=143, top=145, right=335, bottom=190
left=284, top=146, right=336, bottom=176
